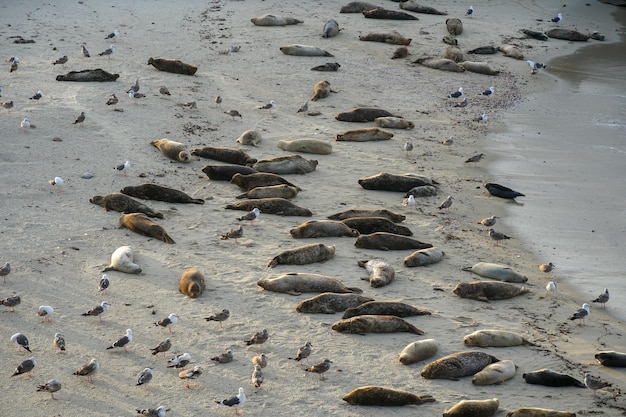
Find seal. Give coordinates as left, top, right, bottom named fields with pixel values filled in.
left=342, top=216, right=412, bottom=236
left=343, top=301, right=431, bottom=319
left=250, top=14, right=303, bottom=26
left=236, top=130, right=262, bottom=146
left=363, top=8, right=419, bottom=20
left=328, top=209, right=405, bottom=223
left=445, top=45, right=464, bottom=62
left=462, top=262, right=528, bottom=283
left=226, top=198, right=312, bottom=217
left=414, top=57, right=464, bottom=72
left=374, top=117, right=414, bottom=129
left=340, top=1, right=378, bottom=13
left=498, top=44, right=524, bottom=60
left=148, top=57, right=198, bottom=75
left=332, top=315, right=424, bottom=335
left=484, top=182, right=525, bottom=199
left=290, top=220, right=359, bottom=238
left=464, top=329, right=533, bottom=347
left=405, top=185, right=437, bottom=197
left=468, top=46, right=498, bottom=54
left=201, top=164, right=257, bottom=181
left=335, top=127, right=394, bottom=141
left=442, top=35, right=458, bottom=45
left=322, top=19, right=341, bottom=38
left=119, top=213, right=175, bottom=244
left=90, top=192, right=164, bottom=219
left=522, top=369, right=585, bottom=388
left=56, top=69, right=119, bottom=82
left=472, top=360, right=516, bottom=385
left=280, top=44, right=334, bottom=57
left=391, top=46, right=410, bottom=59
left=311, top=62, right=341, bottom=71
left=252, top=155, right=318, bottom=175
left=460, top=61, right=500, bottom=75
left=521, top=29, right=549, bottom=41
left=343, top=386, right=435, bottom=406
left=191, top=146, right=257, bottom=165
left=546, top=29, right=589, bottom=42
left=311, top=80, right=332, bottom=101
left=267, top=243, right=335, bottom=268
left=403, top=247, right=445, bottom=267
left=336, top=107, right=398, bottom=122
left=236, top=184, right=300, bottom=200
left=399, top=339, right=438, bottom=365
left=506, top=408, right=576, bottom=417
left=121, top=183, right=204, bottom=204
left=357, top=259, right=394, bottom=288
left=231, top=172, right=301, bottom=191
left=296, top=293, right=374, bottom=314
left=358, top=172, right=436, bottom=192
left=179, top=267, right=205, bottom=298
left=102, top=245, right=141, bottom=274
left=277, top=139, right=332, bottom=155
left=453, top=281, right=529, bottom=302
left=150, top=139, right=191, bottom=162
left=443, top=399, right=499, bottom=417
left=358, top=32, right=412, bottom=45
left=445, top=18, right=463, bottom=36
left=355, top=232, right=432, bottom=251
left=258, top=272, right=361, bottom=295
left=421, top=351, right=500, bottom=379
left=595, top=351, right=626, bottom=367
left=399, top=1, right=447, bottom=15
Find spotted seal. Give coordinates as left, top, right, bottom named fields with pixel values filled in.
left=443, top=399, right=499, bottom=417
left=414, top=57, right=464, bottom=72
left=119, top=213, right=175, bottom=244
left=453, top=281, right=529, bottom=302
left=191, top=146, right=257, bottom=165
left=252, top=154, right=318, bottom=175
left=296, top=293, right=374, bottom=314
left=374, top=117, right=414, bottom=129
left=464, top=329, right=534, bottom=347
left=445, top=18, right=463, bottom=36
left=357, top=259, right=394, bottom=288
left=251, top=14, right=303, bottom=26
left=335, top=107, right=398, bottom=122
left=201, top=165, right=258, bottom=181
left=472, top=360, right=516, bottom=385
left=290, top=220, right=359, bottom=238
left=595, top=351, right=626, bottom=367
left=358, top=172, right=436, bottom=192
left=342, top=217, right=412, bottom=236
left=258, top=272, right=361, bottom=295
left=506, top=408, right=576, bottom=417
left=399, top=1, right=447, bottom=15
left=90, top=193, right=164, bottom=219
left=522, top=369, right=585, bottom=387
left=56, top=69, right=119, bottom=82
left=150, top=139, right=191, bottom=162
left=280, top=44, right=333, bottom=57
left=148, top=57, right=198, bottom=75
left=462, top=262, right=527, bottom=283
left=328, top=209, right=405, bottom=223
left=343, top=386, right=435, bottom=406
left=267, top=243, right=335, bottom=268
left=236, top=184, right=299, bottom=200
left=226, top=198, right=312, bottom=217
left=421, top=351, right=499, bottom=379
left=355, top=232, right=432, bottom=251
left=403, top=247, right=445, bottom=267
left=343, top=301, right=431, bottom=319
left=277, top=139, right=332, bottom=155
left=121, top=183, right=204, bottom=204
left=335, top=127, right=394, bottom=141
left=358, top=32, right=412, bottom=45
left=332, top=315, right=424, bottom=335
left=231, top=172, right=301, bottom=191
left=363, top=8, right=419, bottom=20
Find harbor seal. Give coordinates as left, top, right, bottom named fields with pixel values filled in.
left=201, top=164, right=257, bottom=181
left=311, top=62, right=341, bottom=71
left=363, top=8, right=419, bottom=20
left=404, top=185, right=437, bottom=197
left=231, top=172, right=301, bottom=191
left=335, top=127, right=394, bottom=141
left=296, top=293, right=374, bottom=314
left=453, top=281, right=529, bottom=302
left=280, top=44, right=333, bottom=57
left=335, top=108, right=398, bottom=122
left=311, top=80, right=332, bottom=101
left=546, top=29, right=589, bottom=42
left=374, top=117, right=414, bottom=129
left=236, top=130, right=262, bottom=146
left=355, top=232, right=432, bottom=251
left=328, top=209, right=405, bottom=223
left=343, top=301, right=431, bottom=319
left=521, top=29, right=549, bottom=41
left=472, top=360, right=516, bottom=385
left=445, top=18, right=463, bottom=36
left=251, top=14, right=303, bottom=26
left=148, top=58, right=197, bottom=75
left=342, top=217, right=412, bottom=236
left=443, top=399, right=499, bottom=417
left=498, top=44, right=524, bottom=60
left=322, top=19, right=341, bottom=38
left=90, top=193, right=164, bottom=219
left=459, top=61, right=500, bottom=75
left=445, top=46, right=464, bottom=62
left=392, top=46, right=410, bottom=59
left=595, top=351, right=626, bottom=367
left=252, top=155, right=318, bottom=175
left=332, top=315, right=424, bottom=335
left=258, top=272, right=361, bottom=295
left=56, top=69, right=119, bottom=82
left=277, top=139, right=332, bottom=155
left=421, top=351, right=500, bottom=379
left=464, top=329, right=533, bottom=347
left=399, top=1, right=447, bottom=15
left=484, top=182, right=525, bottom=199
left=399, top=339, right=438, bottom=365
left=121, top=183, right=204, bottom=204
left=522, top=369, right=585, bottom=387
left=506, top=408, right=576, bottom=417
left=268, top=243, right=335, bottom=268
left=358, top=32, right=412, bottom=45
left=290, top=220, right=359, bottom=238
left=343, top=386, right=435, bottom=406
left=414, top=57, right=464, bottom=72
left=403, top=247, right=445, bottom=267
left=462, top=262, right=527, bottom=283
left=358, top=172, right=436, bottom=192
left=191, top=146, right=257, bottom=165
left=340, top=2, right=378, bottom=13
left=119, top=213, right=175, bottom=244
left=357, top=259, right=395, bottom=288
left=226, top=198, right=312, bottom=217
left=102, top=246, right=141, bottom=274
left=150, top=139, right=190, bottom=162
left=468, top=46, right=498, bottom=54
left=179, top=267, right=205, bottom=298
left=236, top=184, right=299, bottom=200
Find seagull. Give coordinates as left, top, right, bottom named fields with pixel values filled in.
left=154, top=313, right=178, bottom=334
left=0, top=262, right=10, bottom=282
left=137, top=406, right=167, bottom=417
left=215, top=96, right=222, bottom=107
left=252, top=365, right=264, bottom=388
left=82, top=301, right=109, bottom=323
left=127, top=78, right=139, bottom=93
left=1, top=100, right=13, bottom=110
left=293, top=342, right=312, bottom=363
left=20, top=117, right=30, bottom=130
left=569, top=303, right=590, bottom=325
left=73, top=111, right=86, bottom=125
left=224, top=110, right=242, bottom=120
left=158, top=86, right=170, bottom=95
left=52, top=55, right=68, bottom=65
left=251, top=353, right=268, bottom=368
left=179, top=365, right=203, bottom=389
left=53, top=333, right=66, bottom=352
left=479, top=86, right=495, bottom=97
left=221, top=226, right=243, bottom=243
left=448, top=87, right=463, bottom=98
left=465, top=153, right=485, bottom=165
left=105, top=29, right=119, bottom=41
left=539, top=262, right=555, bottom=273
left=167, top=352, right=191, bottom=368
left=12, top=357, right=36, bottom=377
left=438, top=195, right=453, bottom=211
left=115, top=160, right=131, bottom=176
left=216, top=387, right=246, bottom=415
left=106, top=328, right=132, bottom=351
left=11, top=332, right=31, bottom=352
left=38, top=305, right=54, bottom=322
left=230, top=45, right=241, bottom=52
left=546, top=281, right=557, bottom=296
left=466, top=6, right=474, bottom=16
left=237, top=207, right=260, bottom=222
left=9, top=60, right=18, bottom=73
left=74, top=358, right=98, bottom=383
left=551, top=13, right=563, bottom=24
left=129, top=90, right=146, bottom=102
left=1, top=295, right=21, bottom=311
left=244, top=328, right=269, bottom=347
left=475, top=113, right=488, bottom=122
left=7, top=56, right=19, bottom=63
left=592, top=288, right=609, bottom=308
left=98, top=274, right=110, bottom=293
left=305, top=359, right=332, bottom=380
left=106, top=93, right=118, bottom=108
left=81, top=44, right=90, bottom=57
left=402, top=194, right=416, bottom=211
left=488, top=228, right=510, bottom=245
left=205, top=309, right=230, bottom=328
left=454, top=98, right=468, bottom=107
left=583, top=371, right=611, bottom=396
left=37, top=378, right=62, bottom=400
left=477, top=215, right=498, bottom=227
left=98, top=45, right=115, bottom=58
left=30, top=90, right=43, bottom=101
left=403, top=141, right=413, bottom=158
left=136, top=368, right=153, bottom=387
left=150, top=338, right=171, bottom=356
left=527, top=60, right=547, bottom=75
left=211, top=349, right=234, bottom=364
left=442, top=136, right=455, bottom=146
left=297, top=101, right=309, bottom=113
left=258, top=100, right=276, bottom=115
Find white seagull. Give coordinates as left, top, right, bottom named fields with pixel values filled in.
left=546, top=281, right=557, bottom=296
left=551, top=13, right=563, bottom=24
left=466, top=6, right=474, bottom=16
left=137, top=406, right=167, bottom=417
left=527, top=60, right=547, bottom=74
left=20, top=117, right=30, bottom=130
left=10, top=332, right=31, bottom=352
left=106, top=328, right=132, bottom=351
left=98, top=274, right=110, bottom=293
left=569, top=303, right=590, bottom=325
left=105, top=29, right=119, bottom=41
left=37, top=305, right=54, bottom=322
left=167, top=352, right=191, bottom=368
left=136, top=367, right=153, bottom=387
left=479, top=86, right=495, bottom=97
left=237, top=207, right=260, bottom=222
left=74, top=358, right=98, bottom=383
left=98, top=45, right=115, bottom=58
left=258, top=100, right=276, bottom=115
left=115, top=160, right=131, bottom=175
left=154, top=313, right=178, bottom=334
left=82, top=301, right=109, bottom=323
left=29, top=90, right=43, bottom=101
left=216, top=387, right=246, bottom=415
left=448, top=87, right=463, bottom=98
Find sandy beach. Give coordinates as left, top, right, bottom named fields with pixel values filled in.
left=1, top=0, right=625, bottom=416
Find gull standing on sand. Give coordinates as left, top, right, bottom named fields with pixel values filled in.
left=81, top=44, right=90, bottom=57
left=98, top=45, right=115, bottom=58
left=252, top=364, right=264, bottom=388
left=105, top=29, right=119, bottom=41
left=82, top=301, right=109, bottom=323
left=53, top=333, right=66, bottom=352
left=592, top=288, right=609, bottom=308
left=159, top=86, right=170, bottom=95
left=477, top=215, right=498, bottom=227
left=179, top=365, right=203, bottom=388
left=454, top=98, right=468, bottom=107
left=11, top=332, right=31, bottom=352
left=244, top=329, right=269, bottom=347
left=127, top=78, right=139, bottom=94
left=475, top=113, right=488, bottom=122
left=546, top=281, right=557, bottom=296
left=215, top=95, right=222, bottom=107
left=205, top=308, right=230, bottom=327
left=252, top=353, right=268, bottom=368
left=73, top=111, right=85, bottom=126
left=12, top=357, right=36, bottom=377
left=150, top=338, right=171, bottom=356
left=216, top=387, right=246, bottom=415
left=221, top=226, right=243, bottom=243
left=293, top=341, right=312, bottom=363
left=403, top=141, right=413, bottom=158
left=569, top=303, right=590, bottom=325
left=583, top=371, right=611, bottom=396
left=30, top=90, right=43, bottom=101
left=52, top=55, right=68, bottom=65
left=115, top=160, right=131, bottom=175
left=402, top=194, right=416, bottom=211
left=211, top=349, right=234, bottom=364
left=527, top=60, right=547, bottom=75
left=466, top=5, right=474, bottom=16
left=137, top=406, right=167, bottom=417
left=442, top=136, right=455, bottom=146
left=259, top=100, right=276, bottom=115
left=488, top=228, right=510, bottom=245
left=551, top=13, right=563, bottom=24
left=168, top=352, right=191, bottom=368
left=479, top=86, right=494, bottom=97
left=154, top=313, right=178, bottom=334
left=74, top=358, right=98, bottom=382
left=37, top=379, right=62, bottom=400
left=136, top=368, right=153, bottom=387
left=438, top=196, right=453, bottom=211
left=539, top=262, right=555, bottom=274
left=237, top=207, right=260, bottom=223
left=448, top=87, right=463, bottom=98
left=1, top=295, right=21, bottom=311
left=1, top=100, right=13, bottom=110
left=129, top=90, right=145, bottom=102
left=37, top=305, right=54, bottom=322
left=465, top=153, right=485, bottom=165
left=20, top=117, right=30, bottom=130
left=106, top=93, right=118, bottom=108
left=297, top=101, right=308, bottom=113
left=305, top=359, right=332, bottom=380
left=107, top=328, right=132, bottom=351
left=224, top=110, right=242, bottom=120
left=0, top=262, right=10, bottom=282
left=9, top=59, right=19, bottom=73
left=98, top=274, right=109, bottom=293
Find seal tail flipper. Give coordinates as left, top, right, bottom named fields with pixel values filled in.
left=347, top=287, right=363, bottom=294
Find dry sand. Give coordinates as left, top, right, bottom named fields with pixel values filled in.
left=1, top=0, right=625, bottom=416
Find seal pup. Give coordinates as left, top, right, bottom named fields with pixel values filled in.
left=398, top=339, right=438, bottom=365
left=464, top=329, right=533, bottom=347
left=150, top=139, right=191, bottom=162
left=332, top=315, right=424, bottom=335
left=445, top=18, right=463, bottom=36
left=250, top=14, right=303, bottom=26
left=522, top=369, right=585, bottom=387
left=357, top=259, right=394, bottom=288
left=179, top=268, right=205, bottom=298
left=322, top=19, right=341, bottom=38
left=121, top=183, right=204, bottom=204
left=12, top=357, right=36, bottom=377
left=311, top=80, right=332, bottom=101
left=37, top=379, right=62, bottom=400
left=592, top=288, right=609, bottom=308
left=343, top=386, right=435, bottom=406
left=498, top=44, right=524, bottom=60
left=462, top=262, right=527, bottom=283
left=421, top=351, right=499, bottom=379
left=258, top=273, right=361, bottom=295
left=119, top=213, right=175, bottom=244
left=159, top=86, right=170, bottom=95
left=443, top=399, right=499, bottom=417
left=453, top=281, right=529, bottom=301
left=311, top=62, right=341, bottom=71
left=103, top=246, right=141, bottom=274
left=305, top=359, right=332, bottom=380
left=343, top=301, right=431, bottom=319
left=506, top=408, right=575, bottom=417
left=268, top=243, right=335, bottom=267
left=391, top=46, right=410, bottom=59
left=90, top=193, right=164, bottom=219
left=403, top=247, right=445, bottom=267
left=445, top=45, right=464, bottom=62
left=236, top=129, right=262, bottom=146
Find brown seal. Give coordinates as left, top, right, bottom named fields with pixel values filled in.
left=296, top=293, right=374, bottom=314
left=121, top=183, right=204, bottom=204
left=328, top=209, right=405, bottom=223
left=119, top=213, right=175, bottom=244
left=472, top=360, right=516, bottom=385
left=421, top=351, right=500, bottom=379
left=267, top=243, right=335, bottom=268
left=311, top=62, right=341, bottom=71
left=443, top=399, right=499, bottom=417
left=311, top=80, right=331, bottom=101
left=445, top=45, right=464, bottom=62
left=357, top=259, right=394, bottom=288
left=258, top=272, right=361, bottom=295
left=56, top=69, right=119, bottom=82
left=343, top=301, right=431, bottom=319
left=148, top=57, right=198, bottom=75
left=236, top=130, right=262, bottom=146
left=231, top=172, right=301, bottom=191
left=358, top=172, right=436, bottom=191
left=342, top=216, right=412, bottom=236
left=453, top=281, right=529, bottom=302
left=459, top=61, right=500, bottom=75
left=201, top=165, right=257, bottom=181
left=391, top=47, right=410, bottom=59
left=400, top=1, right=447, bottom=15
left=363, top=8, right=419, bottom=20
left=595, top=351, right=626, bottom=367
left=521, top=369, right=585, bottom=387
left=102, top=245, right=142, bottom=274
left=414, top=57, right=464, bottom=72
left=506, top=408, right=576, bottom=417
left=191, top=146, right=257, bottom=165
left=236, top=184, right=299, bottom=200
left=498, top=44, right=524, bottom=60
left=343, top=386, right=435, bottom=406
left=399, top=339, right=438, bottom=365
left=335, top=107, right=398, bottom=122
left=290, top=220, right=359, bottom=238
left=403, top=247, right=445, bottom=267
left=521, top=30, right=549, bottom=41
left=442, top=35, right=458, bottom=45
left=250, top=14, right=303, bottom=26
left=335, top=127, right=394, bottom=141
left=340, top=2, right=378, bottom=13
left=322, top=19, right=341, bottom=38
left=546, top=28, right=589, bottom=42
left=252, top=155, right=318, bottom=175
left=445, top=18, right=463, bottom=36
left=179, top=267, right=205, bottom=298
left=332, top=315, right=424, bottom=335
left=355, top=232, right=432, bottom=251
left=90, top=193, right=164, bottom=219
left=279, top=44, right=334, bottom=57
left=404, top=185, right=437, bottom=197
left=277, top=139, right=332, bottom=155
left=150, top=139, right=191, bottom=162
left=358, top=32, right=412, bottom=45
left=374, top=117, right=414, bottom=129
left=226, top=198, right=312, bottom=217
